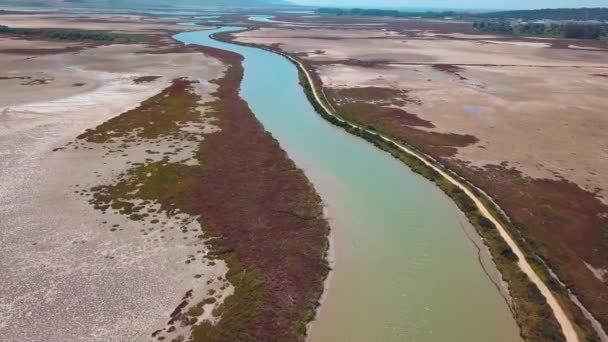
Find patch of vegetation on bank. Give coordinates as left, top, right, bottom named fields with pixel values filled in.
left=185, top=44, right=329, bottom=341
left=473, top=20, right=608, bottom=40
left=78, top=79, right=202, bottom=143
left=432, top=64, right=468, bottom=80
left=80, top=43, right=330, bottom=341
left=329, top=86, right=422, bottom=107
left=0, top=75, right=30, bottom=80
left=0, top=25, right=148, bottom=43
left=133, top=75, right=162, bottom=84
left=89, top=161, right=198, bottom=217
left=326, top=86, right=477, bottom=157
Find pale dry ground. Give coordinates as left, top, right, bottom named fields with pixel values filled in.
left=569, top=44, right=605, bottom=50
left=234, top=27, right=608, bottom=202
left=250, top=20, right=384, bottom=28
left=0, top=34, right=233, bottom=341
left=237, top=27, right=401, bottom=39
left=0, top=36, right=84, bottom=49
left=421, top=32, right=503, bottom=39
left=237, top=29, right=608, bottom=65
left=0, top=13, right=205, bottom=33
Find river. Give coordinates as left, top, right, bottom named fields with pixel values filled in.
left=174, top=26, right=521, bottom=342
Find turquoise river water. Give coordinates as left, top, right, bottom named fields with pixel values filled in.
left=174, top=26, right=522, bottom=341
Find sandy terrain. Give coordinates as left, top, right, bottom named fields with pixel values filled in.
left=0, top=36, right=84, bottom=50
left=0, top=29, right=233, bottom=341
left=236, top=28, right=608, bottom=66
left=237, top=27, right=401, bottom=39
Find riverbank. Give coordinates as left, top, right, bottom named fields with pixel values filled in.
left=176, top=42, right=331, bottom=341
left=212, top=29, right=587, bottom=341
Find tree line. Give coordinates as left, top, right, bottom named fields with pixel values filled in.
left=477, top=8, right=608, bottom=21
left=317, top=7, right=608, bottom=22
left=473, top=21, right=608, bottom=39
left=316, top=8, right=459, bottom=19
left=0, top=25, right=146, bottom=42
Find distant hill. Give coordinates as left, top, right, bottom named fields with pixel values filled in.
left=0, top=0, right=289, bottom=8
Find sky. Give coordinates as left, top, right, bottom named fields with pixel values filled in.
left=288, top=0, right=608, bottom=10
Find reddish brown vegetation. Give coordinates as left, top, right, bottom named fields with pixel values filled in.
left=185, top=45, right=329, bottom=341
left=326, top=87, right=477, bottom=156
left=432, top=64, right=468, bottom=80
left=168, top=290, right=194, bottom=325
left=78, top=78, right=202, bottom=143
left=0, top=46, right=84, bottom=55
left=0, top=75, right=30, bottom=80
left=277, top=55, right=480, bottom=158
left=329, top=86, right=422, bottom=107
left=133, top=75, right=161, bottom=84
left=314, top=59, right=392, bottom=68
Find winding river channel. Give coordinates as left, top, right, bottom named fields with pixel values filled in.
left=174, top=26, right=522, bottom=341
